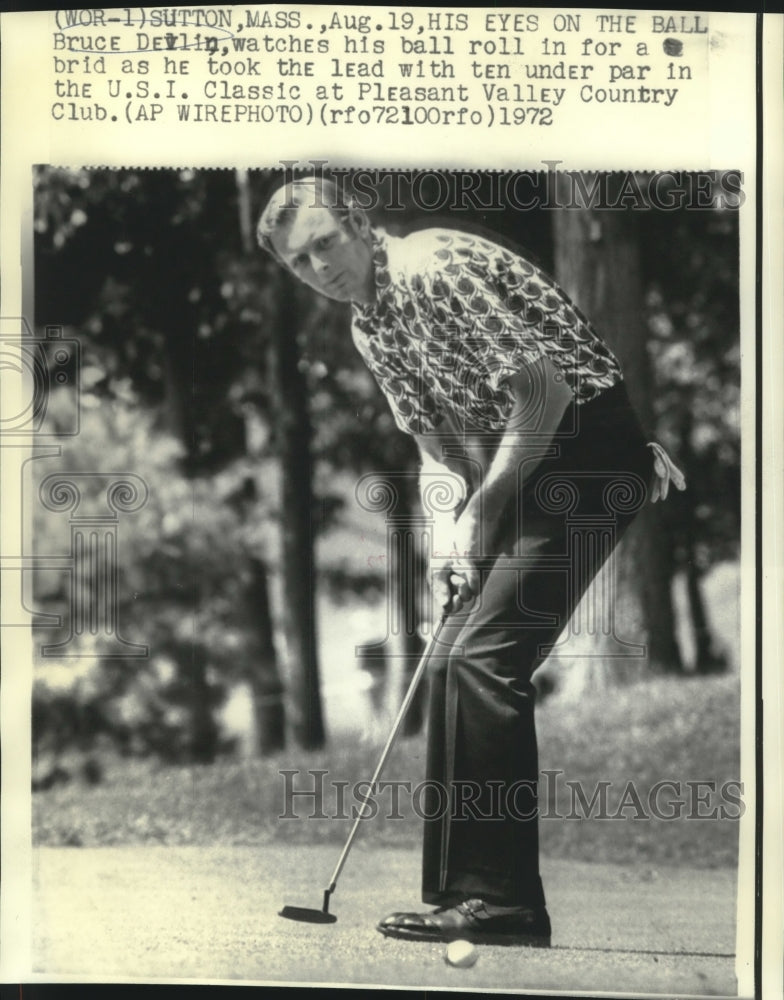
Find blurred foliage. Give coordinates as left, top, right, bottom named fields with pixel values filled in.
left=32, top=166, right=414, bottom=768
left=31, top=168, right=740, bottom=773
left=33, top=385, right=275, bottom=769
left=642, top=206, right=740, bottom=570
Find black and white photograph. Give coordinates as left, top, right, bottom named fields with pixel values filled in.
left=1, top=7, right=781, bottom=1000
left=24, top=165, right=745, bottom=993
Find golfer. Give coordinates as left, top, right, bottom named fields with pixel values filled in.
left=257, top=175, right=684, bottom=947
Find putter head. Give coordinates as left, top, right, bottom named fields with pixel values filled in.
left=278, top=905, right=337, bottom=924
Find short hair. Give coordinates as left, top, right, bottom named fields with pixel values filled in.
left=257, top=175, right=356, bottom=258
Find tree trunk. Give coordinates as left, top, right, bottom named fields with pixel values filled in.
left=685, top=561, right=727, bottom=674
left=247, top=556, right=287, bottom=752
left=551, top=173, right=683, bottom=688
left=234, top=169, right=290, bottom=748
left=678, top=400, right=727, bottom=674
left=269, top=272, right=326, bottom=749
left=160, top=328, right=193, bottom=453
left=358, top=472, right=427, bottom=735
left=391, top=479, right=427, bottom=736
left=187, top=643, right=220, bottom=764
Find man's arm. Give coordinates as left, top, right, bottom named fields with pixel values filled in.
left=416, top=446, right=466, bottom=559
left=432, top=356, right=573, bottom=613
left=462, top=357, right=573, bottom=542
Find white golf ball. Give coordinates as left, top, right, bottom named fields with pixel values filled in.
left=445, top=939, right=479, bottom=968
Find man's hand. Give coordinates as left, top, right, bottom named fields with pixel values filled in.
left=430, top=511, right=482, bottom=615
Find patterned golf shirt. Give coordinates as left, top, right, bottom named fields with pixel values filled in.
left=350, top=227, right=623, bottom=435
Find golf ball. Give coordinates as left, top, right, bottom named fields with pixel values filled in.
left=445, top=939, right=479, bottom=968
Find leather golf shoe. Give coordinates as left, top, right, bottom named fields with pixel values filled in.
left=376, top=898, right=551, bottom=946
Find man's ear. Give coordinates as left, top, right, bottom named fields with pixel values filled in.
left=347, top=207, right=371, bottom=240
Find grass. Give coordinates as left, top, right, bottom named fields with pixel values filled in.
left=33, top=555, right=742, bottom=869
left=33, top=670, right=742, bottom=869
left=535, top=671, right=742, bottom=868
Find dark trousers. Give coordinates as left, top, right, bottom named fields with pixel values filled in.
left=421, top=381, right=653, bottom=907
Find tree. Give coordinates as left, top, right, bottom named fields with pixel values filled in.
left=551, top=172, right=683, bottom=684
left=642, top=188, right=739, bottom=672
left=266, top=268, right=326, bottom=748
left=32, top=167, right=298, bottom=758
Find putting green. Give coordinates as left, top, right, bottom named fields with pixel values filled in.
left=32, top=844, right=738, bottom=994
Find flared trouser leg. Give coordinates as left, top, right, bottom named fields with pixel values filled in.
left=421, top=382, right=652, bottom=907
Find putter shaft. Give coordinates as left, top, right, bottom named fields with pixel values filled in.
left=325, top=614, right=448, bottom=896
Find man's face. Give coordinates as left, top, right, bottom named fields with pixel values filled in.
left=270, top=205, right=375, bottom=304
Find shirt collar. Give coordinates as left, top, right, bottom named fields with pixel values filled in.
left=352, top=228, right=392, bottom=325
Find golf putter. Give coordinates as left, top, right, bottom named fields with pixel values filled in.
left=279, top=612, right=449, bottom=923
